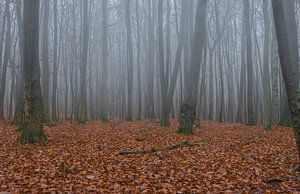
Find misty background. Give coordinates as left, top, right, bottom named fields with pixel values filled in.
left=0, top=0, right=299, bottom=126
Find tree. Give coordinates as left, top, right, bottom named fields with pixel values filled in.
left=135, top=0, right=142, bottom=120
left=145, top=0, right=155, bottom=119
left=14, top=0, right=24, bottom=125
left=78, top=0, right=89, bottom=123
left=244, top=0, right=255, bottom=125
left=19, top=0, right=46, bottom=143
left=42, top=0, right=50, bottom=122
left=51, top=0, right=58, bottom=121
left=272, top=0, right=300, bottom=171
left=178, top=0, right=208, bottom=134
left=100, top=0, right=109, bottom=122
left=124, top=0, right=134, bottom=121
left=157, top=0, right=168, bottom=126
left=0, top=0, right=11, bottom=119
left=263, top=0, right=271, bottom=129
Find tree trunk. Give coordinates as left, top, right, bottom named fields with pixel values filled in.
left=0, top=0, right=11, bottom=119
left=124, top=0, right=134, bottom=121
left=19, top=0, right=46, bottom=144
left=178, top=0, right=208, bottom=135
left=244, top=0, right=255, bottom=125
left=263, top=0, right=271, bottom=129
left=78, top=0, right=89, bottom=123
left=42, top=0, right=50, bottom=122
left=136, top=0, right=142, bottom=120
left=100, top=0, right=109, bottom=122
left=272, top=0, right=300, bottom=170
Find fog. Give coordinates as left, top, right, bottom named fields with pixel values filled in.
left=0, top=0, right=299, bottom=127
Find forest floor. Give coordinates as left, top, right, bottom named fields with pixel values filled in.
left=0, top=120, right=299, bottom=193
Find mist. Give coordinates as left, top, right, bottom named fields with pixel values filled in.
left=0, top=0, right=299, bottom=192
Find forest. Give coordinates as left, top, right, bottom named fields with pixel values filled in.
left=0, top=0, right=299, bottom=192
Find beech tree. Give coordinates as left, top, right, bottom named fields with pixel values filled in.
left=0, top=0, right=11, bottom=119
left=42, top=0, right=50, bottom=122
left=19, top=0, right=46, bottom=143
left=178, top=0, right=208, bottom=134
left=78, top=0, right=89, bottom=123
left=124, top=0, right=134, bottom=121
left=272, top=0, right=300, bottom=171
left=263, top=0, right=271, bottom=129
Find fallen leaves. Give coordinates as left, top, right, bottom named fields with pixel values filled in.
left=0, top=120, right=299, bottom=193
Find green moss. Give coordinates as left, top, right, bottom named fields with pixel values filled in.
left=198, top=140, right=208, bottom=145
left=279, top=120, right=292, bottom=127
left=263, top=124, right=272, bottom=130
left=160, top=117, right=170, bottom=127
left=17, top=131, right=47, bottom=144
left=17, top=135, right=27, bottom=144
left=15, top=127, right=23, bottom=132
left=101, top=117, right=109, bottom=123
left=180, top=140, right=190, bottom=146
left=176, top=127, right=193, bottom=135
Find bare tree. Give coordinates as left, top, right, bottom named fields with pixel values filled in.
left=0, top=0, right=11, bottom=119
left=100, top=0, right=109, bottom=122
left=272, top=0, right=300, bottom=171
left=19, top=0, right=46, bottom=143
left=42, top=0, right=50, bottom=122
left=124, top=0, right=134, bottom=121
left=78, top=0, right=89, bottom=123
left=178, top=0, right=208, bottom=134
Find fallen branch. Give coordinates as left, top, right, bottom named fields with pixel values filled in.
left=118, top=140, right=207, bottom=155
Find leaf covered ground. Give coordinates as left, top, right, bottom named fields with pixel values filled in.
left=0, top=120, right=299, bottom=193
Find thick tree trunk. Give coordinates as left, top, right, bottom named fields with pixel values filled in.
left=19, top=0, right=46, bottom=144
left=178, top=0, right=207, bottom=135
left=272, top=0, right=300, bottom=170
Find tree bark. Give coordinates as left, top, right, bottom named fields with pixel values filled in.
left=272, top=0, right=300, bottom=170
left=78, top=0, right=89, bottom=123
left=263, top=0, right=271, bottom=129
left=0, top=0, right=11, bottom=119
left=19, top=0, right=46, bottom=144
left=178, top=0, right=208, bottom=135
left=100, top=0, right=109, bottom=122
left=42, top=0, right=50, bottom=122
left=124, top=0, right=133, bottom=121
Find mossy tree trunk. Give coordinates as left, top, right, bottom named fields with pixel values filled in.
left=178, top=0, right=207, bottom=135
left=272, top=0, right=300, bottom=170
left=19, top=0, right=46, bottom=144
